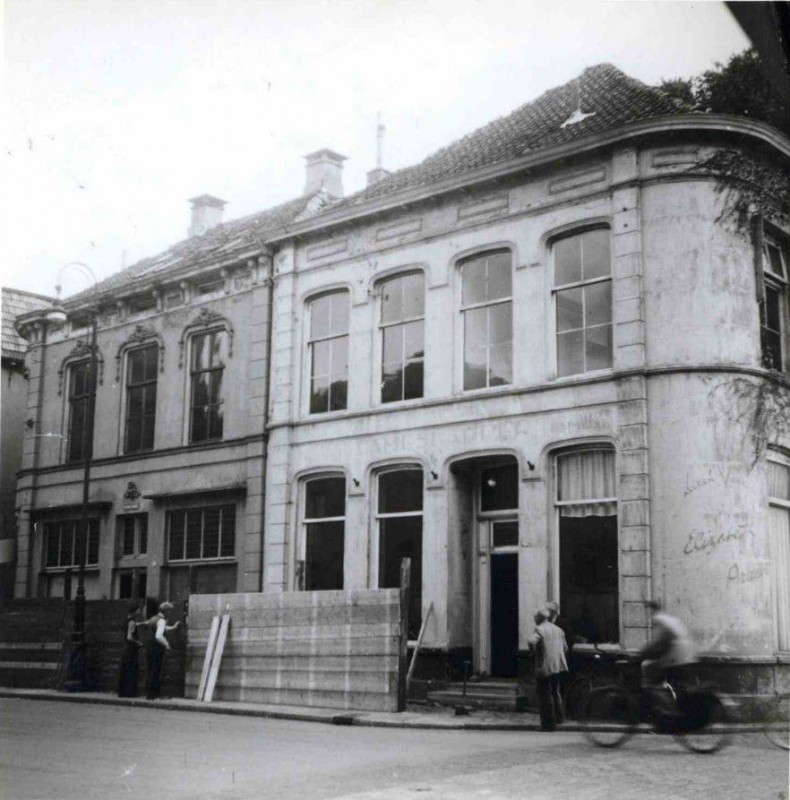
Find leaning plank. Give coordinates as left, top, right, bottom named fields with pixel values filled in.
left=196, top=615, right=220, bottom=701
left=203, top=614, right=230, bottom=703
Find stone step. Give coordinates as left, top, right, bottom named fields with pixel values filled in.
left=427, top=689, right=519, bottom=711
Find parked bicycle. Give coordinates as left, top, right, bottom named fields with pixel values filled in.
left=563, top=644, right=622, bottom=718
left=763, top=691, right=790, bottom=751
left=581, top=657, right=732, bottom=754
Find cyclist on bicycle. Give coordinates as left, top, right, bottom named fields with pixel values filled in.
left=639, top=600, right=697, bottom=687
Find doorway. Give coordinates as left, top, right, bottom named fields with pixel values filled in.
left=489, top=520, right=519, bottom=676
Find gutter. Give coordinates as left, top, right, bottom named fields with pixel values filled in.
left=268, top=114, right=790, bottom=243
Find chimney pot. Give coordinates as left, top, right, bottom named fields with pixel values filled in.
left=366, top=167, right=391, bottom=187
left=188, top=194, right=226, bottom=238
left=304, top=149, right=347, bottom=198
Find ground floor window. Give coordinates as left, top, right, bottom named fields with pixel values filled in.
left=167, top=505, right=235, bottom=562
left=377, top=468, right=423, bottom=639
left=45, top=518, right=100, bottom=568
left=555, top=448, right=618, bottom=644
left=303, top=476, right=345, bottom=590
left=117, top=513, right=148, bottom=557
left=768, top=455, right=790, bottom=650
left=116, top=568, right=147, bottom=600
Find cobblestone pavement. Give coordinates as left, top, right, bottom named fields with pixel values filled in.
left=1, top=698, right=787, bottom=800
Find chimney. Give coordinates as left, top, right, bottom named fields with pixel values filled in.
left=304, top=149, right=347, bottom=198
left=366, top=167, right=391, bottom=187
left=188, top=194, right=226, bottom=238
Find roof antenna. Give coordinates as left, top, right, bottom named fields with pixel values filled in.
left=376, top=112, right=385, bottom=170
left=561, top=78, right=596, bottom=128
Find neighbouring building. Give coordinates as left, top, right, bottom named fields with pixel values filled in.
left=11, top=65, right=790, bottom=701
left=1, top=288, right=54, bottom=597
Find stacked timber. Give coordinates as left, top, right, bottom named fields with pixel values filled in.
left=186, top=590, right=402, bottom=711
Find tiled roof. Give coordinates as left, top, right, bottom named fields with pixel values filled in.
left=326, top=63, right=684, bottom=214
left=70, top=192, right=328, bottom=304
left=2, top=288, right=54, bottom=361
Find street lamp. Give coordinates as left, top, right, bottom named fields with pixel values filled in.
left=55, top=262, right=99, bottom=691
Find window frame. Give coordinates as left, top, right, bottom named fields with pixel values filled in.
left=299, top=474, right=346, bottom=591
left=306, top=290, right=350, bottom=415
left=551, top=227, right=613, bottom=379
left=44, top=518, right=101, bottom=570
left=761, top=234, right=789, bottom=373
left=123, top=344, right=158, bottom=454
left=458, top=249, right=513, bottom=392
left=116, top=513, right=148, bottom=559
left=377, top=271, right=425, bottom=404
left=66, top=359, right=93, bottom=463
left=767, top=451, right=790, bottom=652
left=165, top=504, right=237, bottom=563
left=188, top=328, right=226, bottom=444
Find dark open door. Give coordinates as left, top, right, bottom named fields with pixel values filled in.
left=490, top=552, right=518, bottom=677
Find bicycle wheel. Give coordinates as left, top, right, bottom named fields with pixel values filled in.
left=675, top=692, right=732, bottom=754
left=564, top=677, right=592, bottom=718
left=581, top=686, right=637, bottom=748
left=764, top=693, right=790, bottom=751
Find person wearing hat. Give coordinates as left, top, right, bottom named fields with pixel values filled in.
left=145, top=602, right=180, bottom=700
left=529, top=608, right=568, bottom=731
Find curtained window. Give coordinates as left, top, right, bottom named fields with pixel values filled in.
left=556, top=448, right=618, bottom=644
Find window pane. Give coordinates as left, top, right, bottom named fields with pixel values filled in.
left=208, top=371, right=223, bottom=404
left=557, top=330, right=584, bottom=377
left=192, top=373, right=210, bottom=407
left=220, top=506, right=236, bottom=557
left=186, top=510, right=203, bottom=559
left=312, top=339, right=330, bottom=379
left=191, top=403, right=208, bottom=443
left=493, top=520, right=519, bottom=547
left=70, top=362, right=88, bottom=397
left=305, top=521, right=344, bottom=590
left=464, top=346, right=487, bottom=390
left=481, top=464, right=518, bottom=511
left=765, top=285, right=781, bottom=331
left=68, top=400, right=86, bottom=462
left=554, top=235, right=582, bottom=285
left=381, top=276, right=404, bottom=324
left=330, top=292, right=350, bottom=335
left=404, top=321, right=424, bottom=360
left=122, top=517, right=136, bottom=556
left=486, top=252, right=512, bottom=301
left=557, top=449, right=616, bottom=503
left=585, top=281, right=612, bottom=327
left=310, top=375, right=329, bottom=414
left=311, top=295, right=331, bottom=339
left=129, top=350, right=146, bottom=384
left=331, top=336, right=349, bottom=380
left=46, top=524, right=59, bottom=567
left=489, top=342, right=512, bottom=386
left=762, top=328, right=782, bottom=371
left=586, top=325, right=613, bottom=371
left=203, top=507, right=220, bottom=558
left=768, top=461, right=790, bottom=501
left=127, top=386, right=144, bottom=419
left=125, top=419, right=142, bottom=454
left=402, top=273, right=425, bottom=319
left=582, top=229, right=611, bottom=280
left=465, top=307, right=487, bottom=349
left=208, top=331, right=225, bottom=368
left=88, top=519, right=100, bottom=564
left=382, top=363, right=403, bottom=403
left=306, top=477, right=346, bottom=519
left=461, top=260, right=486, bottom=306
left=557, top=287, right=583, bottom=332
left=209, top=402, right=224, bottom=440
left=489, top=303, right=512, bottom=345
left=379, top=469, right=423, bottom=513
left=403, top=359, right=424, bottom=400
left=329, top=375, right=347, bottom=411
left=119, top=573, right=133, bottom=599
left=191, top=333, right=207, bottom=371
left=61, top=523, right=74, bottom=567
left=383, top=325, right=403, bottom=366
left=138, top=516, right=148, bottom=554
left=144, top=347, right=158, bottom=381
left=168, top=511, right=185, bottom=560
left=379, top=516, right=422, bottom=639
left=766, top=242, right=786, bottom=278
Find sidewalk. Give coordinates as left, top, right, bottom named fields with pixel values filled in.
left=0, top=687, right=762, bottom=733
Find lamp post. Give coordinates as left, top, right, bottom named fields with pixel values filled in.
left=55, top=262, right=99, bottom=691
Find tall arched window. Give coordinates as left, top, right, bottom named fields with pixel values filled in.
left=555, top=447, right=618, bottom=644
left=376, top=468, right=423, bottom=638
left=553, top=228, right=612, bottom=377
left=308, top=291, right=349, bottom=413
left=459, top=250, right=512, bottom=390
left=379, top=272, right=424, bottom=403
left=302, top=475, right=346, bottom=590
left=189, top=329, right=226, bottom=442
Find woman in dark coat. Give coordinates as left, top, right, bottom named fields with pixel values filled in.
left=117, top=603, right=143, bottom=697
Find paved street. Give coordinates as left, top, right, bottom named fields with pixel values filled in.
left=1, top=698, right=787, bottom=800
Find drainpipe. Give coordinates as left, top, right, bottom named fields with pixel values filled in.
left=256, top=245, right=276, bottom=592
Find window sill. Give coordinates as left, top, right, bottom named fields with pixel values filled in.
left=41, top=565, right=100, bottom=574
left=550, top=367, right=614, bottom=383
left=188, top=437, right=224, bottom=446
left=165, top=557, right=237, bottom=566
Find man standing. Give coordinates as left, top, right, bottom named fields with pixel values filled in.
left=530, top=608, right=568, bottom=731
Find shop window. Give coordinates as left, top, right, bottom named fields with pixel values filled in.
left=768, top=455, right=790, bottom=650
left=66, top=361, right=93, bottom=462
left=302, top=476, right=345, bottom=590
left=189, top=330, right=226, bottom=442
left=761, top=236, right=788, bottom=372
left=380, top=272, right=424, bottom=402
left=555, top=448, right=618, bottom=644
left=553, top=228, right=612, bottom=377
left=377, top=469, right=423, bottom=639
left=124, top=345, right=158, bottom=453
left=45, top=519, right=100, bottom=568
left=167, top=505, right=235, bottom=561
left=460, top=251, right=512, bottom=390
left=117, top=513, right=148, bottom=557
left=308, top=292, right=349, bottom=413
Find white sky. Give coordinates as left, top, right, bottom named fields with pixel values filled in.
left=2, top=0, right=748, bottom=298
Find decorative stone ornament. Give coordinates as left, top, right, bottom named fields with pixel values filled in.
left=123, top=481, right=141, bottom=510
left=114, top=324, right=165, bottom=381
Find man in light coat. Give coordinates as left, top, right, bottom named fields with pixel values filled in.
left=530, top=608, right=568, bottom=731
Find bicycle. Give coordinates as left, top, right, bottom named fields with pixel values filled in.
left=563, top=644, right=622, bottom=718
left=580, top=658, right=732, bottom=754
left=763, top=691, right=790, bottom=751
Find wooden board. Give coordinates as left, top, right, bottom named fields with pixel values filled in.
left=196, top=615, right=220, bottom=701
left=204, top=613, right=230, bottom=703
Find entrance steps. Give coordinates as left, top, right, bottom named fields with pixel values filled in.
left=427, top=679, right=521, bottom=711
